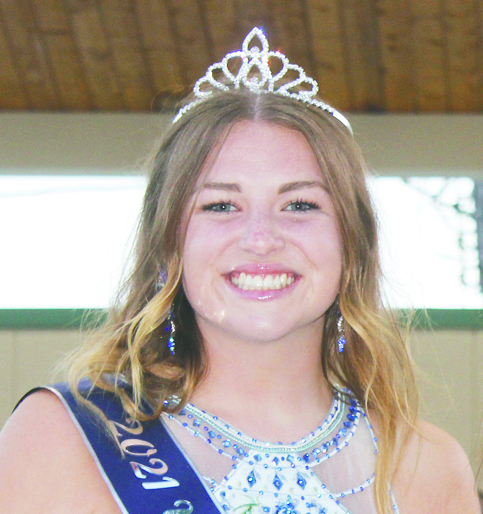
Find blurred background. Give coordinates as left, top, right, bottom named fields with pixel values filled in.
left=0, top=0, right=483, bottom=495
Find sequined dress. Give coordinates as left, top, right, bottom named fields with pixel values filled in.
left=163, top=390, right=399, bottom=514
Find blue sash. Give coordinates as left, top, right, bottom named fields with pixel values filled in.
left=23, top=381, right=223, bottom=514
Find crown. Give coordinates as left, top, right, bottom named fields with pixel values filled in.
left=173, top=27, right=352, bottom=133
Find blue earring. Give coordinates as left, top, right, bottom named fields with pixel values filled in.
left=337, top=314, right=346, bottom=353
left=155, top=271, right=176, bottom=355
left=156, top=269, right=168, bottom=292
left=166, top=309, right=176, bottom=355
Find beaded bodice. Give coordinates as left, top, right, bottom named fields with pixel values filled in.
left=163, top=391, right=397, bottom=514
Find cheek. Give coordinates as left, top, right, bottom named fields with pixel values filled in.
left=181, top=220, right=228, bottom=308
left=292, top=221, right=342, bottom=265
left=302, top=226, right=343, bottom=302
left=183, top=217, right=238, bottom=263
left=183, top=225, right=215, bottom=282
left=321, top=229, right=343, bottom=268
left=181, top=246, right=227, bottom=325
left=181, top=257, right=208, bottom=317
left=323, top=239, right=343, bottom=285
left=181, top=225, right=207, bottom=297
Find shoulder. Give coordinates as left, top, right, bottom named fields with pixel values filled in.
left=0, top=388, right=120, bottom=514
left=393, top=420, right=479, bottom=514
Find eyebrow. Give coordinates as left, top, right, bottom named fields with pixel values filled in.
left=201, top=180, right=327, bottom=194
left=278, top=181, right=327, bottom=194
left=202, top=182, right=241, bottom=192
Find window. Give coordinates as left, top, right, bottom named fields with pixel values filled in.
left=372, top=177, right=481, bottom=309
left=0, top=175, right=146, bottom=308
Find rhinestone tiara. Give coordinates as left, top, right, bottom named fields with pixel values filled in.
left=172, top=27, right=352, bottom=134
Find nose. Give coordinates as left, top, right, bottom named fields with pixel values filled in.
left=238, top=211, right=285, bottom=256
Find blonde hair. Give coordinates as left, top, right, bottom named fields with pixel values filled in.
left=67, top=90, right=418, bottom=514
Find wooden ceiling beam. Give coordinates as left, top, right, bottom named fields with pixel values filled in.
left=135, top=0, right=185, bottom=107
left=166, top=0, right=211, bottom=89
left=232, top=0, right=273, bottom=35
left=0, top=0, right=61, bottom=110
left=200, top=0, right=238, bottom=61
left=444, top=0, right=482, bottom=111
left=305, top=0, right=350, bottom=111
left=0, top=10, right=28, bottom=109
left=377, top=0, right=418, bottom=112
left=33, top=0, right=93, bottom=110
left=270, top=0, right=314, bottom=75
left=338, top=0, right=385, bottom=112
left=0, top=0, right=481, bottom=114
left=479, top=0, right=483, bottom=110
left=409, top=0, right=448, bottom=111
left=97, top=0, right=157, bottom=111
left=67, top=1, right=126, bottom=111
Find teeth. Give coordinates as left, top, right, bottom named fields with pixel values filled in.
left=231, top=272, right=295, bottom=291
left=263, top=275, right=274, bottom=290
left=252, top=275, right=263, bottom=290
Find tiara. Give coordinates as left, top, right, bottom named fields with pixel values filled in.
left=173, top=27, right=352, bottom=133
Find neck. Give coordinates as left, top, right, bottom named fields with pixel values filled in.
left=190, top=322, right=334, bottom=443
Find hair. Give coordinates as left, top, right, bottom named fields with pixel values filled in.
left=67, top=90, right=418, bottom=514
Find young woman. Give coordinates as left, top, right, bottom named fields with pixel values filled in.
left=0, top=28, right=478, bottom=514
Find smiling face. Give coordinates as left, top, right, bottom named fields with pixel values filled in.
left=181, top=121, right=342, bottom=345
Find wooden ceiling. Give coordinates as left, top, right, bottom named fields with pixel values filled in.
left=1, top=0, right=482, bottom=114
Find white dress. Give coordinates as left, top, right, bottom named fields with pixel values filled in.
left=162, top=390, right=399, bottom=514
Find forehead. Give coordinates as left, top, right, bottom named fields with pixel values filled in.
left=201, top=121, right=323, bottom=184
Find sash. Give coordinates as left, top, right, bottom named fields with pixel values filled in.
left=21, top=381, right=223, bottom=514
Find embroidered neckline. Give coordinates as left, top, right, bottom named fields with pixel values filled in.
left=161, top=390, right=390, bottom=513
left=180, top=391, right=345, bottom=453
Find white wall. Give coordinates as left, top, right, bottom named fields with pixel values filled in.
left=412, top=329, right=483, bottom=484
left=0, top=112, right=482, bottom=177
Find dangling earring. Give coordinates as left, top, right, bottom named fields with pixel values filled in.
left=337, top=314, right=346, bottom=353
left=166, top=309, right=176, bottom=355
left=155, top=270, right=176, bottom=355
left=156, top=269, right=168, bottom=292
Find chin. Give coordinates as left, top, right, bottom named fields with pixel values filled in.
left=224, top=316, right=322, bottom=344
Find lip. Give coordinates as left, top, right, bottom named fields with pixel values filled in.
left=229, top=263, right=297, bottom=275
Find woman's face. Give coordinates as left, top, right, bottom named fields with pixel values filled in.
left=181, top=121, right=342, bottom=344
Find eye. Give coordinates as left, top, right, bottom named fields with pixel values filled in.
left=283, top=200, right=320, bottom=212
left=202, top=201, right=238, bottom=213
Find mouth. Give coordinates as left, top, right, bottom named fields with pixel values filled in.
left=228, top=272, right=296, bottom=291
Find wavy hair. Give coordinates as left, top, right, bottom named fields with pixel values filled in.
left=67, top=90, right=418, bottom=514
